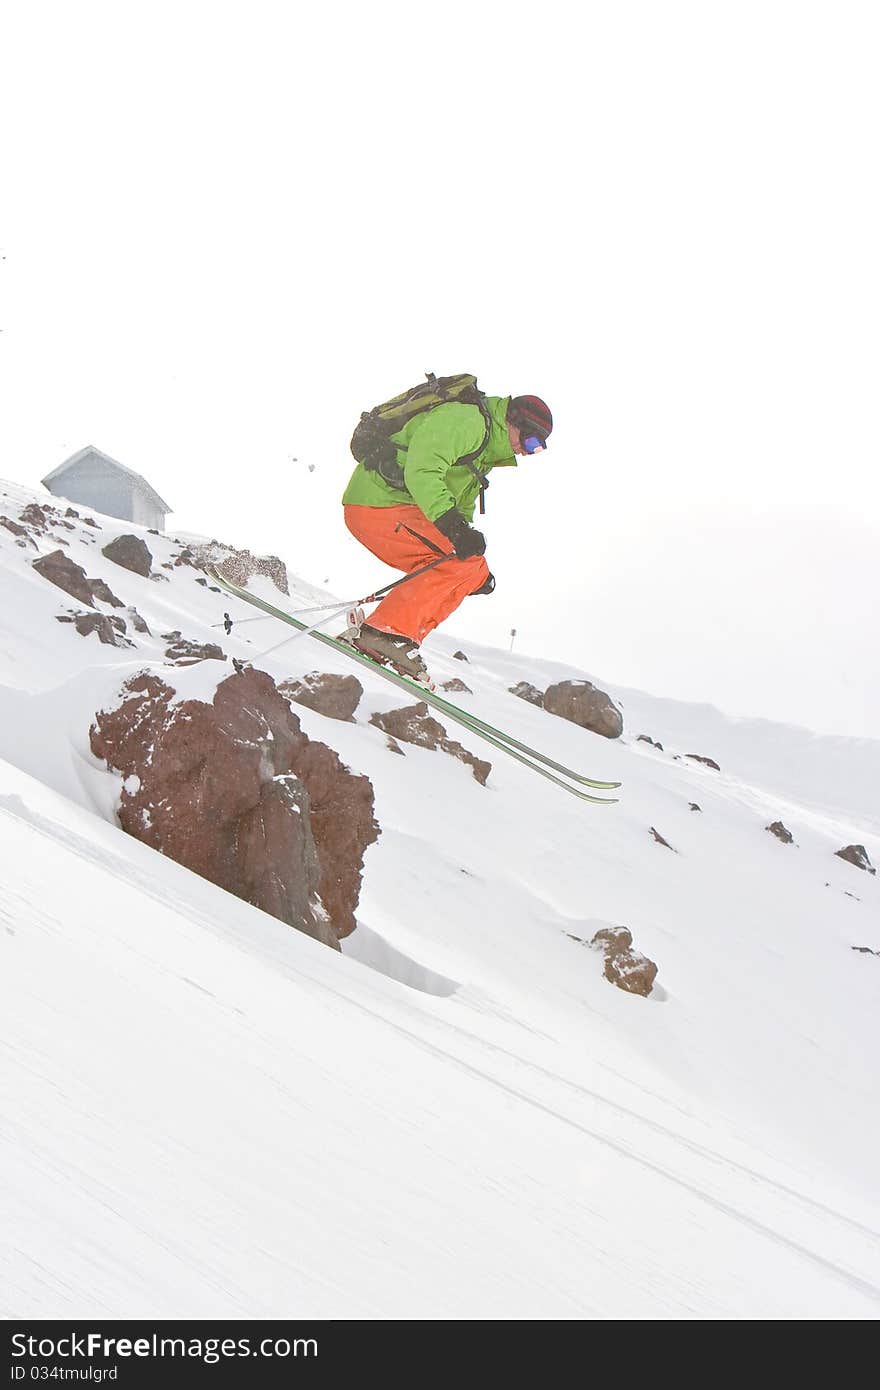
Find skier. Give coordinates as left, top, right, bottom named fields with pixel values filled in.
left=341, top=391, right=553, bottom=677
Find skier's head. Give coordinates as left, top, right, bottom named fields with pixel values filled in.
left=507, top=395, right=553, bottom=456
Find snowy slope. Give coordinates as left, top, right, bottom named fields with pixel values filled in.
left=2, top=477, right=879, bottom=1319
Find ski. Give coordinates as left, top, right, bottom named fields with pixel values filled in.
left=208, top=570, right=620, bottom=803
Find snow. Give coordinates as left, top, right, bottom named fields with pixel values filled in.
left=1, top=477, right=879, bottom=1319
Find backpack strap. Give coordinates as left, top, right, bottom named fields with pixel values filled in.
left=395, top=390, right=492, bottom=510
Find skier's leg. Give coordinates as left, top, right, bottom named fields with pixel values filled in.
left=343, top=504, right=489, bottom=643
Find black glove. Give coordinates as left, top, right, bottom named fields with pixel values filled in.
left=473, top=572, right=495, bottom=595
left=433, top=507, right=487, bottom=559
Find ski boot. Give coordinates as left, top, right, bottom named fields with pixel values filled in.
left=341, top=618, right=433, bottom=687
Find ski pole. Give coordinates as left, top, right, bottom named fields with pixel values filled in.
left=254, top=601, right=360, bottom=661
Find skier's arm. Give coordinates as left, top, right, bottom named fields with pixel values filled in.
left=402, top=404, right=485, bottom=522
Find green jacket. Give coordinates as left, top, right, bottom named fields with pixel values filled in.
left=342, top=395, right=516, bottom=524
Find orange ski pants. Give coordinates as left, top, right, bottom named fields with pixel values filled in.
left=343, top=504, right=490, bottom=645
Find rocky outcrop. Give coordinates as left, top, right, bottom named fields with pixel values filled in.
left=650, top=827, right=677, bottom=851
left=637, top=734, right=664, bottom=750
left=33, top=550, right=96, bottom=606
left=452, top=650, right=469, bottom=662
left=19, top=502, right=56, bottom=533
left=57, top=611, right=133, bottom=647
left=591, top=926, right=658, bottom=997
left=835, top=844, right=876, bottom=875
left=369, top=703, right=491, bottom=785
left=280, top=672, right=363, bottom=722
left=174, top=539, right=289, bottom=595
left=162, top=632, right=226, bottom=666
left=32, top=550, right=123, bottom=609
left=102, top=533, right=153, bottom=577
left=126, top=607, right=151, bottom=634
left=441, top=677, right=472, bottom=694
left=90, top=667, right=379, bottom=947
left=89, top=578, right=125, bottom=607
left=685, top=753, right=721, bottom=771
left=767, top=821, right=794, bottom=844
left=509, top=680, right=544, bottom=706
left=542, top=679, right=623, bottom=739
left=1, top=515, right=36, bottom=548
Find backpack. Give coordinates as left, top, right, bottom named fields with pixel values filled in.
left=350, top=372, right=493, bottom=501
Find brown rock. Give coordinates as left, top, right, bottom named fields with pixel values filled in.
left=369, top=703, right=491, bottom=784
left=835, top=844, right=876, bottom=875
left=685, top=753, right=721, bottom=771
left=33, top=550, right=97, bottom=606
left=102, top=533, right=153, bottom=577
left=57, top=612, right=132, bottom=646
left=89, top=577, right=124, bottom=607
left=591, top=925, right=658, bottom=997
left=1, top=515, right=33, bottom=543
left=637, top=734, right=664, bottom=750
left=90, top=667, right=379, bottom=947
left=650, top=827, right=677, bottom=851
left=280, top=672, right=363, bottom=722
left=452, top=650, right=469, bottom=662
left=509, top=680, right=544, bottom=706
left=441, top=677, right=473, bottom=694
left=126, top=607, right=151, bottom=635
left=19, top=502, right=54, bottom=532
left=178, top=540, right=289, bottom=595
left=767, top=821, right=794, bottom=844
left=542, top=679, right=623, bottom=739
left=689, top=802, right=702, bottom=813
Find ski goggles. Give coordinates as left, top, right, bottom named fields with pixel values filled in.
left=522, top=433, right=548, bottom=454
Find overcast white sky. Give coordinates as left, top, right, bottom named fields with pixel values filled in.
left=2, top=1, right=878, bottom=738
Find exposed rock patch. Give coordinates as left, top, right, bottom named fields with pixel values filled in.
left=650, top=827, right=677, bottom=851
left=452, top=650, right=469, bottom=662
left=689, top=803, right=702, bottom=813
left=90, top=667, right=379, bottom=947
left=638, top=734, right=664, bottom=750
left=33, top=550, right=95, bottom=605
left=174, top=539, right=289, bottom=595
left=280, top=672, right=363, bottom=722
left=126, top=607, right=151, bottom=635
left=835, top=844, right=876, bottom=875
left=509, top=680, right=544, bottom=706
left=767, top=821, right=794, bottom=844
left=369, top=703, right=491, bottom=785
left=441, top=677, right=473, bottom=694
left=542, top=679, right=623, bottom=740
left=101, top=533, right=153, bottom=577
left=19, top=502, right=55, bottom=533
left=591, top=926, right=658, bottom=997
left=1, top=515, right=36, bottom=547
left=57, top=612, right=134, bottom=647
left=161, top=631, right=226, bottom=665
left=89, top=577, right=124, bottom=607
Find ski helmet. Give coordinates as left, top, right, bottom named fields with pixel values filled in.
left=508, top=395, right=553, bottom=449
